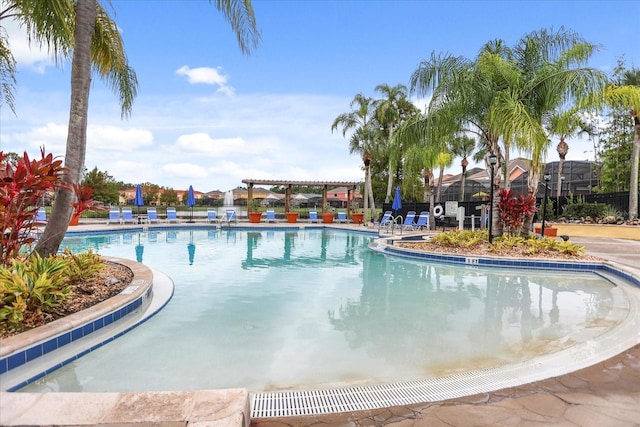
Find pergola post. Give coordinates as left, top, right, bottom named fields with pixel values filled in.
left=322, top=185, right=328, bottom=213
left=247, top=184, right=254, bottom=213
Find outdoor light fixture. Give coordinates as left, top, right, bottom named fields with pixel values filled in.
left=541, top=174, right=551, bottom=236
left=488, top=153, right=497, bottom=243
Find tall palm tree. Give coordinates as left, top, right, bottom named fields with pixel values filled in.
left=374, top=83, right=420, bottom=203
left=450, top=135, right=477, bottom=201
left=602, top=82, right=640, bottom=219
left=331, top=93, right=378, bottom=222
left=547, top=111, right=581, bottom=198
left=1, top=0, right=260, bottom=256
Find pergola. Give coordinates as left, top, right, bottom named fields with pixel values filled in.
left=241, top=179, right=360, bottom=217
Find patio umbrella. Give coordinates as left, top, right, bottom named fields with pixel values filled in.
left=186, top=185, right=195, bottom=223
left=392, top=186, right=402, bottom=216
left=134, top=184, right=144, bottom=220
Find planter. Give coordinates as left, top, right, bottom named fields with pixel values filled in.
left=352, top=212, right=364, bottom=224
left=535, top=226, right=557, bottom=237
left=69, top=214, right=80, bottom=226
left=248, top=212, right=262, bottom=223
left=322, top=213, right=334, bottom=224
left=285, top=212, right=299, bottom=223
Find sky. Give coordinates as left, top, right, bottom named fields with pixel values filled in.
left=1, top=0, right=638, bottom=194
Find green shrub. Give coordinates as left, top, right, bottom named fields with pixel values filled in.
left=0, top=253, right=73, bottom=334
left=62, top=249, right=105, bottom=284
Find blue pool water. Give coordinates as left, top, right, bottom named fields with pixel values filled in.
left=20, top=228, right=626, bottom=393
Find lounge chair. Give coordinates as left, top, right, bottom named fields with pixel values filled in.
left=308, top=211, right=320, bottom=223
left=266, top=210, right=277, bottom=223
left=207, top=208, right=218, bottom=223
left=107, top=207, right=121, bottom=224
left=121, top=207, right=135, bottom=224
left=225, top=209, right=237, bottom=224
left=374, top=211, right=392, bottom=228
left=415, top=211, right=430, bottom=229
left=402, top=211, right=417, bottom=230
left=166, top=207, right=179, bottom=223
left=35, top=207, right=47, bottom=223
left=337, top=211, right=349, bottom=223
left=146, top=207, right=159, bottom=224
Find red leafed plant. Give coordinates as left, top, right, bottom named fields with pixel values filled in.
left=71, top=183, right=107, bottom=222
left=497, top=189, right=538, bottom=236
left=0, top=149, right=67, bottom=265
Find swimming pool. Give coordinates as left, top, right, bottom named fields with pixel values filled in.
left=15, top=228, right=633, bottom=394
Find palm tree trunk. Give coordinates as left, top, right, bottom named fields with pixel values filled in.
left=630, top=113, right=639, bottom=219
left=35, top=0, right=96, bottom=257
left=367, top=169, right=376, bottom=222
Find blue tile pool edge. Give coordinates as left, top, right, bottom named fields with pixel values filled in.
left=0, top=258, right=168, bottom=390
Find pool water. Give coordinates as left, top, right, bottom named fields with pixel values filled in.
left=20, top=228, right=627, bottom=393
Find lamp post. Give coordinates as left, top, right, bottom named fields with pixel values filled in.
left=541, top=174, right=551, bottom=236
left=488, top=153, right=497, bottom=243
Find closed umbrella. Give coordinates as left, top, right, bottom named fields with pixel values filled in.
left=186, top=185, right=196, bottom=223
left=134, top=184, right=144, bottom=223
left=392, top=186, right=402, bottom=216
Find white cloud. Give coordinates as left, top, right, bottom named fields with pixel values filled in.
left=3, top=17, right=57, bottom=73
left=161, top=163, right=210, bottom=180
left=175, top=65, right=233, bottom=94
left=174, top=133, right=248, bottom=156
left=88, top=125, right=154, bottom=151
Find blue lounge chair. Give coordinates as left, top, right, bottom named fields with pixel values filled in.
left=207, top=208, right=218, bottom=223
left=415, top=211, right=429, bottom=229
left=146, top=207, right=159, bottom=224
left=225, top=209, right=237, bottom=224
left=166, top=207, right=179, bottom=223
left=107, top=207, right=121, bottom=224
left=402, top=211, right=417, bottom=230
left=337, top=211, right=349, bottom=223
left=375, top=211, right=392, bottom=228
left=308, top=211, right=320, bottom=223
left=35, top=207, right=47, bottom=223
left=121, top=207, right=135, bottom=224
left=266, top=210, right=277, bottom=223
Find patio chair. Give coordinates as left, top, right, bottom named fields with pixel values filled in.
left=207, top=208, right=218, bottom=223
left=121, top=207, right=135, bottom=224
left=337, top=211, right=350, bottom=223
left=166, top=207, right=179, bottom=223
left=225, top=209, right=237, bottom=224
left=146, top=207, right=159, bottom=224
left=266, top=210, right=277, bottom=223
left=308, top=211, right=320, bottom=223
left=107, top=207, right=121, bottom=224
left=415, top=211, right=430, bottom=230
left=35, top=207, right=47, bottom=223
left=374, top=211, right=393, bottom=228
left=402, top=211, right=417, bottom=230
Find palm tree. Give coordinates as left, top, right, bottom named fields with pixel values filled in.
left=602, top=82, right=640, bottom=219
left=548, top=111, right=581, bottom=198
left=450, top=135, right=477, bottom=201
left=0, top=0, right=260, bottom=256
left=331, top=93, right=378, bottom=223
left=374, top=83, right=420, bottom=203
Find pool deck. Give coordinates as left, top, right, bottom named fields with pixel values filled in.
left=2, top=221, right=640, bottom=426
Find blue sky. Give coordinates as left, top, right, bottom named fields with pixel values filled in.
left=1, top=0, right=638, bottom=194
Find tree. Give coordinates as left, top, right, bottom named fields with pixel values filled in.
left=374, top=83, right=420, bottom=203
left=449, top=135, right=477, bottom=201
left=331, top=93, right=379, bottom=223
left=10, top=0, right=260, bottom=256
left=547, top=111, right=581, bottom=198
left=600, top=63, right=640, bottom=219
left=142, top=183, right=161, bottom=205
left=158, top=187, right=177, bottom=206
left=82, top=166, right=119, bottom=204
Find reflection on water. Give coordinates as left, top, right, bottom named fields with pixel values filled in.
left=25, top=229, right=625, bottom=393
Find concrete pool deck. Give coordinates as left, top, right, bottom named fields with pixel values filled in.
left=1, top=221, right=639, bottom=426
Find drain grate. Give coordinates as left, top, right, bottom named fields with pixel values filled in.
left=250, top=364, right=536, bottom=418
